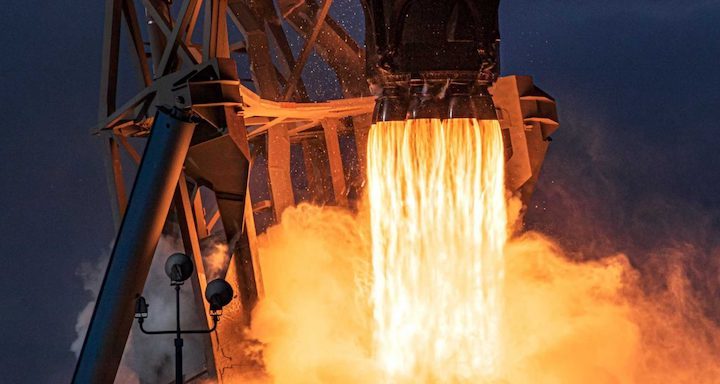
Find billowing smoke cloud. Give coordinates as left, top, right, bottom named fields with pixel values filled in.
left=245, top=200, right=720, bottom=383
left=501, top=226, right=720, bottom=383
left=202, top=238, right=230, bottom=282
left=249, top=204, right=381, bottom=383
left=71, top=249, right=109, bottom=357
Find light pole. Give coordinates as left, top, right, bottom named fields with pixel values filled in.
left=134, top=253, right=234, bottom=384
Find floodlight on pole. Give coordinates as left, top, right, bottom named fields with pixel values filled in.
left=134, top=253, right=234, bottom=384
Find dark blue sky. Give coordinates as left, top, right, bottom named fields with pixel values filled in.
left=0, top=1, right=719, bottom=382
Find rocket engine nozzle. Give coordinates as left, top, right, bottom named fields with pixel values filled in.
left=364, top=0, right=501, bottom=122
left=373, top=78, right=497, bottom=122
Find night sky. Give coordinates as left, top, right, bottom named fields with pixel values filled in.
left=1, top=1, right=719, bottom=383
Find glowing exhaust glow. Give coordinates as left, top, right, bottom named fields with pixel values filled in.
left=367, top=118, right=508, bottom=382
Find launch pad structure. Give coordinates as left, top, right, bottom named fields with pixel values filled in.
left=74, top=0, right=559, bottom=382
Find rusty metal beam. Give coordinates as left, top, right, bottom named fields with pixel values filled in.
left=192, top=189, right=210, bottom=238
left=224, top=0, right=310, bottom=101
left=300, top=138, right=332, bottom=204
left=185, top=0, right=204, bottom=45
left=175, top=176, right=222, bottom=383
left=156, top=0, right=202, bottom=75
left=122, top=0, right=152, bottom=88
left=142, top=0, right=171, bottom=35
left=247, top=0, right=309, bottom=99
left=227, top=2, right=281, bottom=99
left=301, top=140, right=318, bottom=199
left=118, top=135, right=142, bottom=164
left=99, top=0, right=123, bottom=119
left=266, top=125, right=294, bottom=220
left=104, top=135, right=128, bottom=228
left=279, top=0, right=366, bottom=97
left=203, top=0, right=231, bottom=61
left=492, top=75, right=559, bottom=205
left=229, top=40, right=246, bottom=53
left=266, top=22, right=309, bottom=99
left=142, top=0, right=202, bottom=69
left=221, top=105, right=262, bottom=319
left=282, top=0, right=333, bottom=100
left=321, top=118, right=347, bottom=206
left=206, top=209, right=221, bottom=233
left=243, top=184, right=263, bottom=298
left=143, top=0, right=172, bottom=75
left=99, top=86, right=155, bottom=131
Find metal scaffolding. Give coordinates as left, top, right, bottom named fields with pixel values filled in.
left=76, top=0, right=558, bottom=382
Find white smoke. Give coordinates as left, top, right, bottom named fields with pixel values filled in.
left=200, top=236, right=230, bottom=282
left=71, top=251, right=109, bottom=356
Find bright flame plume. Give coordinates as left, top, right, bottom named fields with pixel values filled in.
left=241, top=117, right=720, bottom=384
left=367, top=118, right=508, bottom=382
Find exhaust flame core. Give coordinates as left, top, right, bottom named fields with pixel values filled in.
left=367, top=118, right=508, bottom=381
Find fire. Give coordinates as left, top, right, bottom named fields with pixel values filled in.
left=367, top=118, right=508, bottom=382
left=240, top=118, right=720, bottom=384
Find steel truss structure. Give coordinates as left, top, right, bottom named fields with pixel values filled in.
left=78, top=1, right=374, bottom=382
left=75, top=0, right=559, bottom=382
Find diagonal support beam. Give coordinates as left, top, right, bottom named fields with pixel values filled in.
left=185, top=0, right=204, bottom=45
left=175, top=176, right=222, bottom=383
left=72, top=108, right=196, bottom=384
left=156, top=0, right=202, bottom=75
left=192, top=189, right=210, bottom=238
left=227, top=2, right=281, bottom=99
left=321, top=118, right=348, bottom=206
left=122, top=0, right=152, bottom=87
left=203, top=0, right=230, bottom=61
left=118, top=135, right=142, bottom=164
left=142, top=0, right=203, bottom=68
left=266, top=20, right=309, bottom=99
left=99, top=0, right=123, bottom=119
left=266, top=124, right=294, bottom=218
left=282, top=0, right=333, bottom=100
left=104, top=135, right=128, bottom=228
left=142, top=0, right=171, bottom=36
left=279, top=0, right=366, bottom=97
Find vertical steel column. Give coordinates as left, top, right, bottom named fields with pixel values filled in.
left=321, top=119, right=348, bottom=206
left=352, top=113, right=372, bottom=180
left=266, top=125, right=294, bottom=220
left=72, top=108, right=197, bottom=384
left=103, top=135, right=127, bottom=228
left=174, top=178, right=221, bottom=382
left=145, top=0, right=171, bottom=76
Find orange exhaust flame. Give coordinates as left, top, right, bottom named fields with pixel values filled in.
left=241, top=118, right=720, bottom=384
left=367, top=118, right=507, bottom=382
